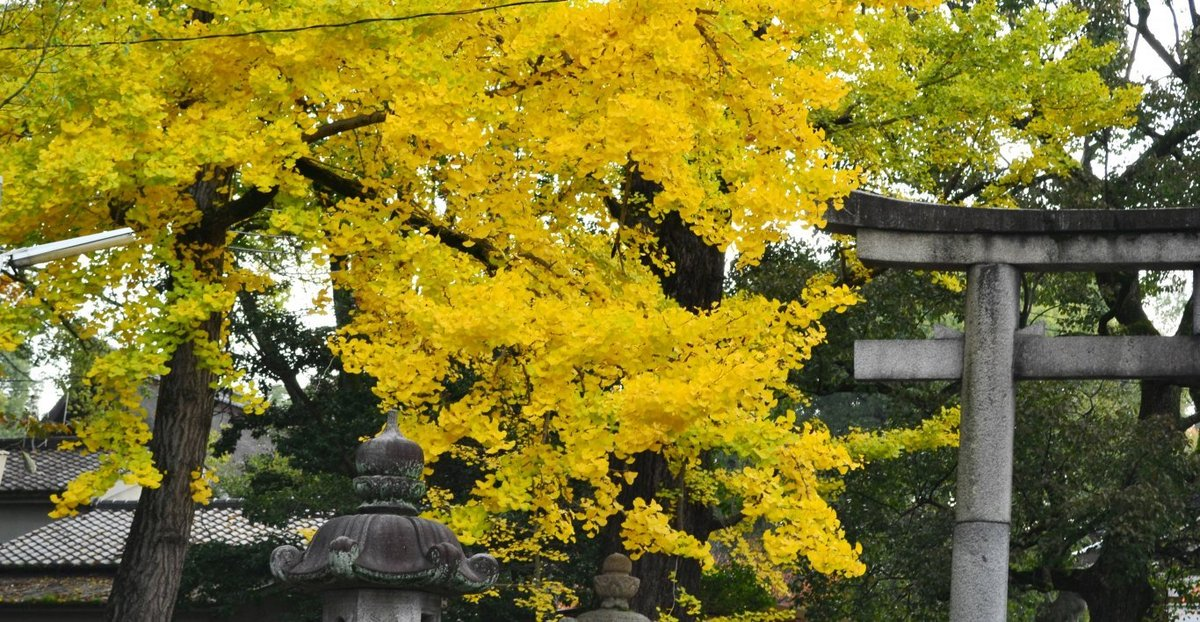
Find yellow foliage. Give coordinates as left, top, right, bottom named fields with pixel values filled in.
left=622, top=499, right=714, bottom=569
left=839, top=406, right=962, bottom=462
left=0, top=0, right=1133, bottom=598
left=658, top=581, right=704, bottom=622
left=930, top=271, right=967, bottom=293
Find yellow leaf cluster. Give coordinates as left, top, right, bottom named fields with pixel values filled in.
left=838, top=406, right=961, bottom=462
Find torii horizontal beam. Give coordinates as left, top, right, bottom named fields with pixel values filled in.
left=856, top=335, right=1200, bottom=381
left=825, top=191, right=1200, bottom=270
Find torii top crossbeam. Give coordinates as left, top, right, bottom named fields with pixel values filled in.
left=825, top=191, right=1200, bottom=271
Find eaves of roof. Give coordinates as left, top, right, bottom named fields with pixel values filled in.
left=0, top=501, right=324, bottom=570
left=0, top=448, right=99, bottom=494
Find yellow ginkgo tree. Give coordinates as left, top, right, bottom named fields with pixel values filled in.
left=0, top=0, right=1134, bottom=620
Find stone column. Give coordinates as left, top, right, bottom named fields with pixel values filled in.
left=270, top=411, right=499, bottom=622
left=950, top=263, right=1020, bottom=622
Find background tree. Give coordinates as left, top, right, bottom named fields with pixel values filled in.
left=0, top=0, right=1134, bottom=620
left=0, top=347, right=35, bottom=425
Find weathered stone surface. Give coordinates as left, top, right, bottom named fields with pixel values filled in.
left=856, top=335, right=1200, bottom=381
left=855, top=229, right=1200, bottom=270
left=956, top=264, right=1019, bottom=524
left=271, top=514, right=498, bottom=594
left=353, top=411, right=426, bottom=514
left=570, top=554, right=652, bottom=622
left=826, top=190, right=1200, bottom=235
left=823, top=191, right=1200, bottom=270
left=1014, top=335, right=1200, bottom=380
left=949, top=521, right=1011, bottom=622
left=320, top=588, right=441, bottom=622
left=952, top=264, right=1019, bottom=622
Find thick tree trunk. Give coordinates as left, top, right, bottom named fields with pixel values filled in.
left=1076, top=578, right=1154, bottom=622
left=603, top=173, right=726, bottom=621
left=1066, top=551, right=1155, bottom=622
left=104, top=311, right=222, bottom=621
left=105, top=178, right=237, bottom=621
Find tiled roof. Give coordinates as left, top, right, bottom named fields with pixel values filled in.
left=0, top=501, right=324, bottom=569
left=0, top=448, right=99, bottom=494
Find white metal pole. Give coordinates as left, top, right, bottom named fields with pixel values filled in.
left=0, top=228, right=136, bottom=271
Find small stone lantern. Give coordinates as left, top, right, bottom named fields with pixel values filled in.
left=270, top=411, right=499, bottom=622
left=564, top=553, right=651, bottom=622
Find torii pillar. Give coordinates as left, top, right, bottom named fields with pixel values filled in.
left=825, top=192, right=1200, bottom=622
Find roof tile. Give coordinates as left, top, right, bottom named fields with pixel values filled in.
left=0, top=450, right=99, bottom=493
left=0, top=502, right=324, bottom=569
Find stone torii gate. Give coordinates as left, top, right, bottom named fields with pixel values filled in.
left=824, top=191, right=1200, bottom=622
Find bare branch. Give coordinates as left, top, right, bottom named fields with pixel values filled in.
left=1131, top=0, right=1187, bottom=80
left=301, top=111, right=387, bottom=144
left=200, top=187, right=279, bottom=233
left=294, top=156, right=367, bottom=197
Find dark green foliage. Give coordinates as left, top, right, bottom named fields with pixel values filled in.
left=797, top=444, right=957, bottom=621
left=698, top=563, right=776, bottom=617
left=176, top=539, right=320, bottom=621
left=214, top=376, right=383, bottom=477
left=218, top=454, right=359, bottom=527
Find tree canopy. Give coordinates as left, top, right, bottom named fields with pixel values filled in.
left=0, top=0, right=1136, bottom=619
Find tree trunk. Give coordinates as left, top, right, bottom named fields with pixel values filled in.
left=105, top=180, right=233, bottom=621
left=104, top=311, right=222, bottom=621
left=1067, top=551, right=1155, bottom=622
left=1076, top=579, right=1154, bottom=622
left=603, top=174, right=726, bottom=620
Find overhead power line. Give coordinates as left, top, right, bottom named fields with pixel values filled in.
left=0, top=0, right=566, bottom=51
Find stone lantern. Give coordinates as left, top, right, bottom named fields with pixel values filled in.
left=563, top=553, right=651, bottom=622
left=270, top=411, right=499, bottom=622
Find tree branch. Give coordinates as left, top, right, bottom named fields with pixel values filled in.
left=1126, top=113, right=1200, bottom=168
left=1132, top=0, right=1187, bottom=80
left=301, top=111, right=388, bottom=144
left=203, top=187, right=279, bottom=233
left=293, top=156, right=500, bottom=271
left=236, top=290, right=311, bottom=408
left=294, top=156, right=368, bottom=197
